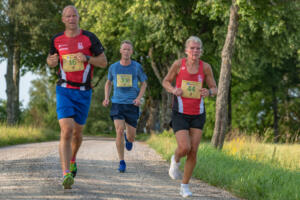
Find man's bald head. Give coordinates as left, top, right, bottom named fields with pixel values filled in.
left=62, top=5, right=79, bottom=17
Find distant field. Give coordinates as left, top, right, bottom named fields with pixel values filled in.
left=0, top=125, right=60, bottom=147
left=147, top=130, right=300, bottom=200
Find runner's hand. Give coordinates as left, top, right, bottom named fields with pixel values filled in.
left=133, top=98, right=141, bottom=106
left=102, top=99, right=110, bottom=107
left=200, top=88, right=210, bottom=97
left=47, top=53, right=59, bottom=67
left=74, top=52, right=87, bottom=62
left=172, top=88, right=183, bottom=96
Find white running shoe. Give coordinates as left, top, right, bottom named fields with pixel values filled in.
left=168, top=155, right=181, bottom=180
left=180, top=184, right=192, bottom=198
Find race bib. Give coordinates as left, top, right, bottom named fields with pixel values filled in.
left=181, top=80, right=202, bottom=99
left=117, top=74, right=132, bottom=87
left=62, top=54, right=84, bottom=72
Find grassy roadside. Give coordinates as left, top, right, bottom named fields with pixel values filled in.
left=0, top=125, right=60, bottom=147
left=0, top=125, right=149, bottom=148
left=147, top=131, right=300, bottom=200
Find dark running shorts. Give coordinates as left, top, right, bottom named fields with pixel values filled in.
left=110, top=103, right=140, bottom=128
left=170, top=110, right=206, bottom=133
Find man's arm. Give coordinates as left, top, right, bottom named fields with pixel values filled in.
left=88, top=52, right=107, bottom=68
left=102, top=79, right=112, bottom=107
left=133, top=82, right=147, bottom=106
left=75, top=52, right=107, bottom=68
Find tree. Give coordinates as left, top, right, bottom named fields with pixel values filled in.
left=0, top=0, right=71, bottom=125
left=23, top=70, right=58, bottom=129
left=75, top=0, right=220, bottom=134
left=230, top=0, right=300, bottom=142
left=212, top=0, right=239, bottom=149
left=0, top=99, right=6, bottom=122
left=206, top=0, right=300, bottom=145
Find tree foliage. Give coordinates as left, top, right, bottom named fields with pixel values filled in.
left=3, top=0, right=298, bottom=142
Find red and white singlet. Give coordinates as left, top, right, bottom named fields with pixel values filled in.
left=50, top=30, right=104, bottom=90
left=172, top=58, right=205, bottom=115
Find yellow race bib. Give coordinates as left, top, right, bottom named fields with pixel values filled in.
left=62, top=54, right=84, bottom=72
left=181, top=80, right=202, bottom=99
left=117, top=74, right=132, bottom=87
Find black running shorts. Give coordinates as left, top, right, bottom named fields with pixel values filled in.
left=170, top=110, right=206, bottom=133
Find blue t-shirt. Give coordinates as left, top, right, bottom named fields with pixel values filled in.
left=108, top=60, right=147, bottom=104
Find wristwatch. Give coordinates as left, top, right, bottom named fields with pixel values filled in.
left=85, top=55, right=91, bottom=62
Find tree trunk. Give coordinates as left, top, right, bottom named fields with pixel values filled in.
left=272, top=86, right=279, bottom=143
left=160, top=89, right=172, bottom=131
left=227, top=79, right=232, bottom=132
left=137, top=98, right=150, bottom=134
left=146, top=97, right=160, bottom=133
left=5, top=0, right=20, bottom=125
left=6, top=45, right=20, bottom=125
left=211, top=0, right=239, bottom=149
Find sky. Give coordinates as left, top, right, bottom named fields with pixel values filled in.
left=0, top=60, right=38, bottom=108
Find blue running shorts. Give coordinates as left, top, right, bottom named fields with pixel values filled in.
left=56, top=86, right=92, bottom=125
left=110, top=103, right=139, bottom=128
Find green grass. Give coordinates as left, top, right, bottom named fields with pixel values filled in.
left=223, top=137, right=300, bottom=171
left=147, top=131, right=300, bottom=200
left=135, top=133, right=151, bottom=141
left=0, top=125, right=60, bottom=147
left=0, top=125, right=150, bottom=148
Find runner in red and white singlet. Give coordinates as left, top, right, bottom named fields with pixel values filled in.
left=46, top=5, right=107, bottom=189
left=163, top=36, right=217, bottom=198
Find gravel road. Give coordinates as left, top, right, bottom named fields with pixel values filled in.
left=0, top=137, right=240, bottom=200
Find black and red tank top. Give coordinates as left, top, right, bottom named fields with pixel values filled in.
left=172, top=58, right=205, bottom=115
left=49, top=30, right=104, bottom=90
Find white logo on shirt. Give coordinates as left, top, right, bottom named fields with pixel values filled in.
left=58, top=44, right=67, bottom=48
left=198, top=75, right=202, bottom=82
left=78, top=42, right=83, bottom=49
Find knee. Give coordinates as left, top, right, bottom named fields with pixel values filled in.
left=73, top=131, right=82, bottom=141
left=61, top=128, right=73, bottom=140
left=187, top=150, right=198, bottom=161
left=178, top=145, right=191, bottom=156
left=115, top=128, right=124, bottom=142
left=116, top=127, right=124, bottom=135
left=126, top=132, right=135, bottom=142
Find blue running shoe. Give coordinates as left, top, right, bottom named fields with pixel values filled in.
left=119, top=160, right=126, bottom=173
left=124, top=132, right=133, bottom=151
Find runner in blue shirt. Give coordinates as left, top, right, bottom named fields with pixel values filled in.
left=102, top=40, right=147, bottom=172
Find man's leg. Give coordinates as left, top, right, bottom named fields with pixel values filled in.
left=59, top=118, right=74, bottom=174
left=58, top=118, right=75, bottom=189
left=70, top=122, right=83, bottom=177
left=182, top=128, right=202, bottom=184
left=114, top=120, right=125, bottom=160
left=125, top=123, right=136, bottom=142
left=71, top=123, right=83, bottom=159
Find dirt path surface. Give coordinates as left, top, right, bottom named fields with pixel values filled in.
left=0, top=137, right=240, bottom=200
